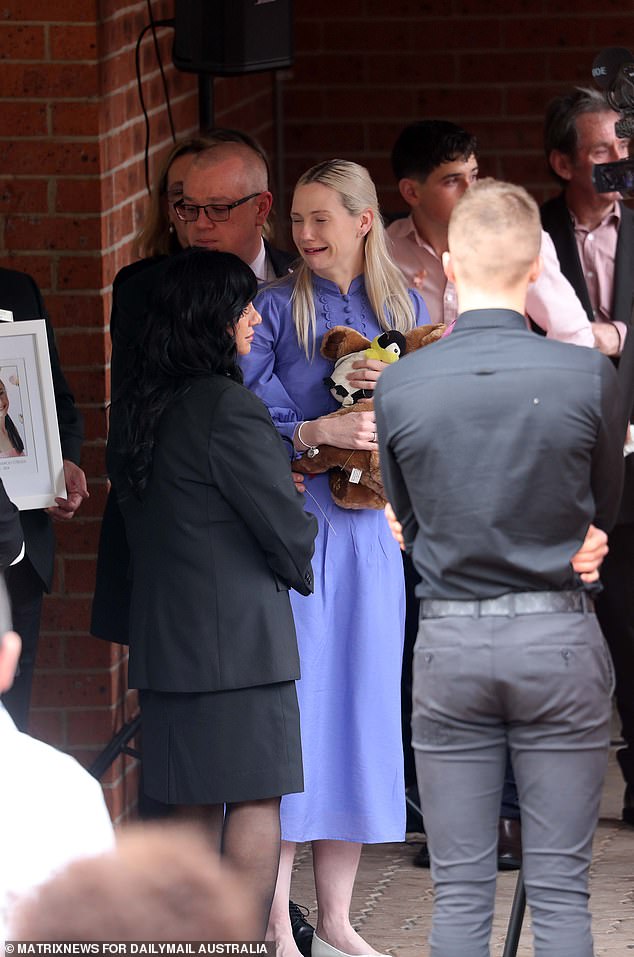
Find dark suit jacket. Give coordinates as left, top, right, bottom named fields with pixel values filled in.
left=266, top=240, right=297, bottom=279
left=108, top=376, right=316, bottom=692
left=0, top=478, right=24, bottom=570
left=541, top=194, right=634, bottom=523
left=91, top=241, right=297, bottom=643
left=0, top=268, right=83, bottom=589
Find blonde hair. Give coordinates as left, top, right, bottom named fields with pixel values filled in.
left=448, top=178, right=542, bottom=289
left=134, top=137, right=214, bottom=258
left=290, top=159, right=417, bottom=357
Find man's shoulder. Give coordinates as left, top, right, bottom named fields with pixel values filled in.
left=265, top=241, right=297, bottom=277
left=0, top=267, right=43, bottom=318
left=377, top=334, right=443, bottom=393
left=386, top=213, right=413, bottom=239
left=2, top=723, right=106, bottom=814
left=0, top=266, right=37, bottom=289
left=540, top=191, right=568, bottom=225
left=618, top=200, right=634, bottom=228
left=113, top=255, right=167, bottom=294
left=115, top=254, right=172, bottom=300
left=13, top=725, right=89, bottom=776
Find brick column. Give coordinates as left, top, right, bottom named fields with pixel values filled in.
left=0, top=1, right=272, bottom=820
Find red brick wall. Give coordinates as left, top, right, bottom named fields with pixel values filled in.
left=0, top=0, right=628, bottom=819
left=0, top=0, right=273, bottom=820
left=283, top=0, right=633, bottom=224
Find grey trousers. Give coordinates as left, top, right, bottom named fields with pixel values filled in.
left=412, top=608, right=614, bottom=957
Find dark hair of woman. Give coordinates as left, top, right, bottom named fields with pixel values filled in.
left=6, top=414, right=24, bottom=454
left=117, top=249, right=258, bottom=498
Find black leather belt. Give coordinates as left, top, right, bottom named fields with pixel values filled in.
left=420, top=590, right=594, bottom=619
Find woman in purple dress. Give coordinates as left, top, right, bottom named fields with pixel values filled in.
left=242, top=159, right=430, bottom=957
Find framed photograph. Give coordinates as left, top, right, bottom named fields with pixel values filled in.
left=0, top=319, right=65, bottom=510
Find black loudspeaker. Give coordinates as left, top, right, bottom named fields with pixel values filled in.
left=173, top=0, right=293, bottom=75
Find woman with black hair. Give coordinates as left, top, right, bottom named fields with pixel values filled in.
left=0, top=379, right=25, bottom=458
left=107, top=248, right=317, bottom=932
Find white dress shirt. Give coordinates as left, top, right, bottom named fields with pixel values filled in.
left=0, top=703, right=115, bottom=935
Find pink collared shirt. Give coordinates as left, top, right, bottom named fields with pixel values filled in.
left=387, top=214, right=595, bottom=347
left=571, top=203, right=626, bottom=349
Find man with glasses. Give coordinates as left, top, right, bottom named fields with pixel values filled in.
left=176, top=142, right=295, bottom=282
left=109, top=140, right=295, bottom=393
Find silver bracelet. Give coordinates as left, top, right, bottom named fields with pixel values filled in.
left=296, top=421, right=320, bottom=458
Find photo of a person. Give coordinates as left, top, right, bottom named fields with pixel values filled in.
left=0, top=376, right=25, bottom=459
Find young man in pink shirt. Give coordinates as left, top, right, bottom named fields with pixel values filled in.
left=387, top=119, right=599, bottom=349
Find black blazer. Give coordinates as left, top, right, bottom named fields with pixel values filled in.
left=0, top=268, right=83, bottom=589
left=266, top=240, right=297, bottom=279
left=108, top=376, right=316, bottom=692
left=0, top=478, right=24, bottom=570
left=91, top=242, right=297, bottom=643
left=541, top=194, right=634, bottom=523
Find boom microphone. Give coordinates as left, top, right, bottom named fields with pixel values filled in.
left=591, top=47, right=633, bottom=89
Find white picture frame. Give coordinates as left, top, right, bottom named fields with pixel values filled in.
left=0, top=319, right=65, bottom=510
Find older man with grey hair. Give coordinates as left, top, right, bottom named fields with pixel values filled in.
left=542, top=86, right=634, bottom=828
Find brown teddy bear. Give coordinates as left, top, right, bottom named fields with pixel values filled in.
left=294, top=323, right=445, bottom=508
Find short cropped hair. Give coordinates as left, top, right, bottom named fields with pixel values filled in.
left=196, top=130, right=274, bottom=240
left=544, top=87, right=614, bottom=184
left=448, top=178, right=541, bottom=289
left=204, top=127, right=271, bottom=190
left=12, top=823, right=258, bottom=942
left=391, top=120, right=479, bottom=183
left=188, top=141, right=269, bottom=196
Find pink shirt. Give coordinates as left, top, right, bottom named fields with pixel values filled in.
left=572, top=203, right=626, bottom=349
left=387, top=214, right=595, bottom=347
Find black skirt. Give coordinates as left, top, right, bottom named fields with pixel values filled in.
left=139, top=680, right=303, bottom=805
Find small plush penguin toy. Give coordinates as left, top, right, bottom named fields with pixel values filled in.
left=324, top=330, right=407, bottom=407
left=295, top=323, right=445, bottom=508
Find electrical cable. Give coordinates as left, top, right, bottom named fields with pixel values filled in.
left=134, top=11, right=176, bottom=193
left=146, top=0, right=177, bottom=141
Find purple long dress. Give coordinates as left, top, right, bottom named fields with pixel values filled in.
left=242, top=273, right=430, bottom=842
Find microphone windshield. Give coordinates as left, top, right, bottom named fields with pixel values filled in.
left=592, top=47, right=633, bottom=90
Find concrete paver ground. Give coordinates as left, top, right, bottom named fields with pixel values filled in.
left=289, top=739, right=634, bottom=955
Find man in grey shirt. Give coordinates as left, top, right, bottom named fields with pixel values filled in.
left=376, top=178, right=624, bottom=957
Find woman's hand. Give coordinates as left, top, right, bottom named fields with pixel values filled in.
left=316, top=409, right=378, bottom=451
left=295, top=410, right=378, bottom=453
left=346, top=358, right=390, bottom=393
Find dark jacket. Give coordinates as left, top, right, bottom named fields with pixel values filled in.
left=0, top=268, right=83, bottom=589
left=108, top=376, right=316, bottom=692
left=0, top=478, right=23, bottom=570
left=92, top=242, right=297, bottom=643
left=541, top=194, right=634, bottom=523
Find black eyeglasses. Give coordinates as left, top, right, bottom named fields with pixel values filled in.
left=173, top=192, right=262, bottom=223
